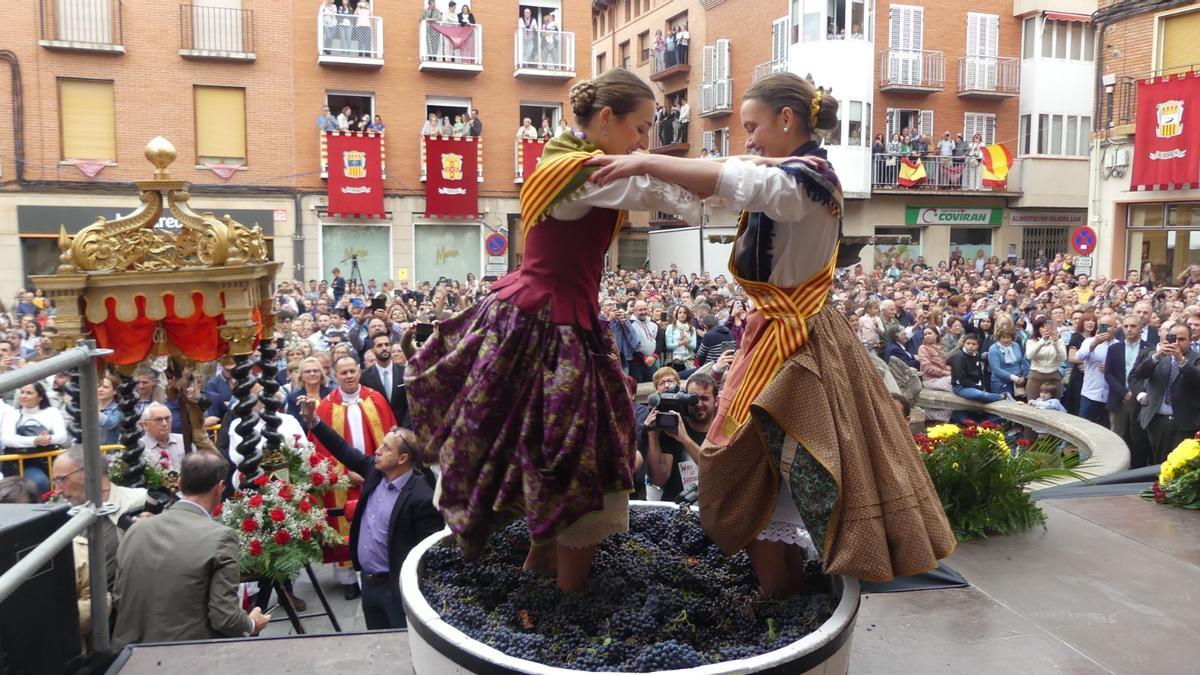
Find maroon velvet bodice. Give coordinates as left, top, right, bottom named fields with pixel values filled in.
left=491, top=207, right=619, bottom=330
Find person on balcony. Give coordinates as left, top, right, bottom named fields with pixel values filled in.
left=452, top=115, right=466, bottom=137
left=354, top=1, right=373, bottom=58
left=519, top=9, right=538, bottom=67
left=675, top=97, right=690, bottom=145
left=440, top=116, right=454, bottom=137
left=320, top=0, right=338, bottom=56
left=336, top=105, right=353, bottom=131
left=421, top=112, right=440, bottom=137
left=335, top=0, right=353, bottom=53
left=665, top=28, right=677, bottom=68
left=653, top=30, right=665, bottom=71
left=677, top=24, right=689, bottom=65
left=317, top=105, right=337, bottom=132
left=965, top=133, right=984, bottom=190
left=368, top=115, right=385, bottom=133
left=516, top=118, right=539, bottom=141
left=421, top=0, right=443, bottom=61
left=937, top=132, right=957, bottom=187
left=539, top=117, right=554, bottom=140
left=543, top=13, right=561, bottom=70
left=457, top=3, right=475, bottom=25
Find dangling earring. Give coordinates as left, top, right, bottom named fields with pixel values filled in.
left=783, top=127, right=789, bottom=133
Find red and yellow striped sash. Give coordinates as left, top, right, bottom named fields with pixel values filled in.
left=723, top=214, right=838, bottom=437
left=519, top=149, right=601, bottom=233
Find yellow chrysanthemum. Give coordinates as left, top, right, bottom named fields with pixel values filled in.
left=979, top=428, right=1011, bottom=456
left=1160, top=439, right=1200, bottom=484
left=927, top=424, right=961, bottom=440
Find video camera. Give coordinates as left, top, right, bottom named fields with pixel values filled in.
left=647, top=389, right=699, bottom=432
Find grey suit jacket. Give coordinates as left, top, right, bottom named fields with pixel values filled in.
left=112, top=500, right=249, bottom=647
left=1133, top=349, right=1200, bottom=430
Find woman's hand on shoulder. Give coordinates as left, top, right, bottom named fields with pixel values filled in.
left=584, top=154, right=653, bottom=186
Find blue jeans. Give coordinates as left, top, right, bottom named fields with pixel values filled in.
left=953, top=385, right=1004, bottom=404
left=1078, top=397, right=1109, bottom=426
left=21, top=464, right=50, bottom=495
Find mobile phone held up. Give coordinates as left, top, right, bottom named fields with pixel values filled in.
left=414, top=322, right=435, bottom=344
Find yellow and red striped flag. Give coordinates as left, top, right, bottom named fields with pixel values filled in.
left=981, top=144, right=1014, bottom=188
left=898, top=156, right=927, bottom=187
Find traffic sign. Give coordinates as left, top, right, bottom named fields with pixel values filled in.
left=485, top=233, right=508, bottom=257
left=1074, top=255, right=1092, bottom=276
left=1071, top=226, right=1097, bottom=255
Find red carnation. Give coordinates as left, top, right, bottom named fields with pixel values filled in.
left=979, top=421, right=999, bottom=430
left=963, top=427, right=979, bottom=438
left=311, top=472, right=325, bottom=487
left=1152, top=481, right=1167, bottom=504
left=315, top=522, right=324, bottom=533
left=299, top=499, right=312, bottom=513
left=234, top=491, right=245, bottom=499
left=248, top=494, right=264, bottom=508
left=309, top=453, right=322, bottom=467
left=269, top=508, right=286, bottom=523
left=212, top=503, right=223, bottom=518
left=274, top=529, right=291, bottom=545
left=1016, top=438, right=1032, bottom=448
left=249, top=539, right=263, bottom=557
left=252, top=474, right=269, bottom=487
left=327, top=472, right=338, bottom=485
left=279, top=486, right=294, bottom=502
left=242, top=518, right=259, bottom=533
left=301, top=527, right=312, bottom=541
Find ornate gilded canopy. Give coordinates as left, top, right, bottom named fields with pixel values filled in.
left=31, top=137, right=281, bottom=360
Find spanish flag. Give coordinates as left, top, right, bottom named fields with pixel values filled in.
left=898, top=156, right=927, bottom=187
left=981, top=144, right=1014, bottom=188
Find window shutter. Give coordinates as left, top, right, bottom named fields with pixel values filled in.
left=772, top=16, right=788, bottom=64
left=963, top=113, right=977, bottom=143
left=985, top=115, right=996, bottom=145
left=886, top=107, right=897, bottom=139
left=702, top=44, right=714, bottom=84
left=194, top=86, right=247, bottom=163
left=919, top=110, right=934, bottom=138
left=703, top=130, right=715, bottom=153
left=717, top=39, right=730, bottom=81
left=985, top=14, right=999, bottom=58
left=1161, top=9, right=1200, bottom=73
left=912, top=7, right=923, bottom=51
left=59, top=79, right=116, bottom=160
left=720, top=128, right=730, bottom=156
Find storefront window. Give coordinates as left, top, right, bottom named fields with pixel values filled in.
left=414, top=223, right=481, bottom=285
left=949, top=227, right=992, bottom=261
left=1127, top=203, right=1200, bottom=286
left=323, top=222, right=391, bottom=285
left=875, top=226, right=921, bottom=267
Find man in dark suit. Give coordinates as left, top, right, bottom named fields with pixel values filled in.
left=359, top=330, right=410, bottom=427
left=299, top=395, right=442, bottom=630
left=113, top=452, right=270, bottom=647
left=1131, top=300, right=1161, bottom=351
left=1133, top=322, right=1200, bottom=464
left=1105, top=314, right=1149, bottom=466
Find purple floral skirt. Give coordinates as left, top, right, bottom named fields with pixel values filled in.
left=405, top=295, right=636, bottom=556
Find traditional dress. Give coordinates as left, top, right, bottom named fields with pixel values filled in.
left=698, top=144, right=956, bottom=582
left=406, top=132, right=700, bottom=557
left=312, top=384, right=396, bottom=566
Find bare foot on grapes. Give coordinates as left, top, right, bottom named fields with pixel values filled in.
left=523, top=541, right=557, bottom=575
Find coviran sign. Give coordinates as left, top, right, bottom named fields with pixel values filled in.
left=905, top=207, right=1002, bottom=226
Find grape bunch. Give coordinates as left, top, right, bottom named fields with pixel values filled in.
left=418, top=505, right=837, bottom=673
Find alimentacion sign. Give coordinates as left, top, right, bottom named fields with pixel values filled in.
left=905, top=207, right=1003, bottom=226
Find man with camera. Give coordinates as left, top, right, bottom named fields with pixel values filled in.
left=1133, top=322, right=1200, bottom=463
left=638, top=372, right=718, bottom=504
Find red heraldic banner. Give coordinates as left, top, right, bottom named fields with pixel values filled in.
left=520, top=139, right=547, bottom=181
left=1131, top=73, right=1200, bottom=191
left=425, top=136, right=480, bottom=218
left=327, top=132, right=385, bottom=218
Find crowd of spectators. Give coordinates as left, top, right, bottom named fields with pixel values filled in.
left=651, top=24, right=690, bottom=71
left=871, top=128, right=987, bottom=188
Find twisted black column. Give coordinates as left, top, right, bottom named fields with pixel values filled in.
left=65, top=367, right=82, bottom=445
left=117, top=373, right=147, bottom=488
left=257, top=340, right=284, bottom=455
left=231, top=353, right=264, bottom=486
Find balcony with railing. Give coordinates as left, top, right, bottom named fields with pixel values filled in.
left=957, top=56, right=1020, bottom=97
left=700, top=78, right=733, bottom=118
left=650, top=120, right=689, bottom=155
left=419, top=19, right=482, bottom=73
left=180, top=4, right=253, bottom=60
left=880, top=50, right=944, bottom=93
left=514, top=29, right=575, bottom=78
left=318, top=13, right=383, bottom=67
left=649, top=46, right=691, bottom=82
left=870, top=154, right=1017, bottom=194
left=752, top=60, right=786, bottom=84
left=38, top=0, right=124, bottom=52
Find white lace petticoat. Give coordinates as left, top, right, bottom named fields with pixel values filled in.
left=755, top=475, right=820, bottom=559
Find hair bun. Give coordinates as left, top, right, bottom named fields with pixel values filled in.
left=570, top=81, right=597, bottom=115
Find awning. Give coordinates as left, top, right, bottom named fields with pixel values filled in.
left=1044, top=11, right=1092, bottom=23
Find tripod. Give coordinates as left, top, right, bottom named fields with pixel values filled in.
left=340, top=254, right=365, bottom=290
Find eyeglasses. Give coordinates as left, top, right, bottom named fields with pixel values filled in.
left=52, top=467, right=83, bottom=485
left=147, top=416, right=172, bottom=424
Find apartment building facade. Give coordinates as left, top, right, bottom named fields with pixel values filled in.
left=0, top=0, right=587, bottom=299
left=594, top=0, right=1096, bottom=272
left=1086, top=0, right=1200, bottom=280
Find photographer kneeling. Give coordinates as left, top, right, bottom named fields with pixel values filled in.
left=638, top=373, right=718, bottom=504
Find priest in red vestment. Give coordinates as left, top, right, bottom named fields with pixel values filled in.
left=311, top=355, right=396, bottom=599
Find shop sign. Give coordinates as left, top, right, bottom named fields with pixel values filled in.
left=16, top=205, right=275, bottom=236
left=1009, top=212, right=1085, bottom=227
left=905, top=207, right=1002, bottom=226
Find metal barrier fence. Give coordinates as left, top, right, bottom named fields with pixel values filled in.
left=318, top=12, right=383, bottom=60
left=419, top=19, right=481, bottom=66
left=0, top=341, right=113, bottom=653
left=514, top=29, right=574, bottom=71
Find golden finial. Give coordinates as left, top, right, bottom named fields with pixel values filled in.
left=145, top=137, right=177, bottom=179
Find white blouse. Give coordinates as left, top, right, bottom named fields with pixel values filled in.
left=551, top=174, right=703, bottom=224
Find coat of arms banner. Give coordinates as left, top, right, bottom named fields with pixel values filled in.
left=326, top=131, right=386, bottom=218
left=1132, top=73, right=1200, bottom=191
left=424, top=136, right=481, bottom=219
